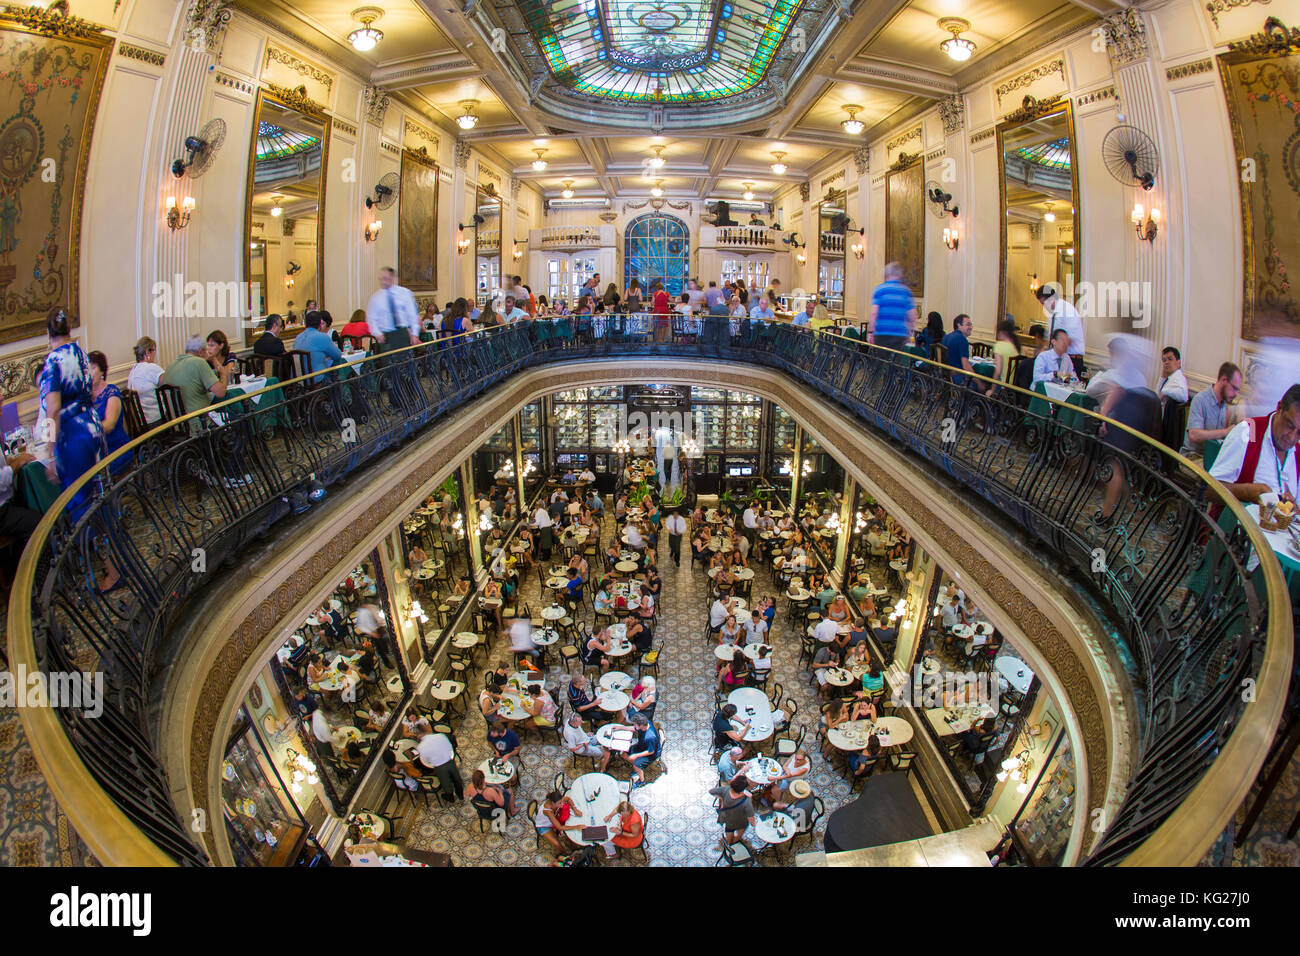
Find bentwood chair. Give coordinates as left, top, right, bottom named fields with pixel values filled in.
left=617, top=810, right=650, bottom=862
left=715, top=839, right=755, bottom=866
left=119, top=388, right=150, bottom=439
left=154, top=383, right=187, bottom=425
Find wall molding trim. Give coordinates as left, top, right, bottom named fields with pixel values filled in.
left=116, top=42, right=165, bottom=67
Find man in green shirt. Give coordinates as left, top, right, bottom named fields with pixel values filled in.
left=161, top=335, right=229, bottom=432
left=817, top=584, right=838, bottom=610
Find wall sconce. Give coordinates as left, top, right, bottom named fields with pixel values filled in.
left=943, top=226, right=959, bottom=251
left=613, top=438, right=632, bottom=455
left=849, top=240, right=864, bottom=260
left=997, top=749, right=1035, bottom=794
left=363, top=219, right=382, bottom=242
left=1131, top=203, right=1159, bottom=243
left=511, top=242, right=523, bottom=261
left=1028, top=273, right=1039, bottom=294
left=457, top=232, right=472, bottom=255
left=165, top=195, right=195, bottom=230
left=285, top=749, right=318, bottom=795
left=796, top=251, right=806, bottom=265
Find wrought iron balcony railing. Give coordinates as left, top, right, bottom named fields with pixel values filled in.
left=7, top=316, right=1289, bottom=866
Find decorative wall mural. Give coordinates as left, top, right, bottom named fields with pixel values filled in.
left=1219, top=18, right=1300, bottom=340
left=0, top=9, right=112, bottom=344
left=398, top=149, right=438, bottom=291
left=885, top=154, right=925, bottom=297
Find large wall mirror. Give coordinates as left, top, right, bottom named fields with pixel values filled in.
left=244, top=87, right=330, bottom=346
left=475, top=185, right=501, bottom=308
left=997, top=97, right=1080, bottom=335
left=817, top=189, right=846, bottom=314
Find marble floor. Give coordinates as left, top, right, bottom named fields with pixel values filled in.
left=390, top=502, right=940, bottom=866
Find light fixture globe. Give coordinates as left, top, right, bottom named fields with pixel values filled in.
left=456, top=100, right=480, bottom=130
left=348, top=7, right=385, bottom=51
left=939, top=17, right=975, bottom=62
left=841, top=105, right=865, bottom=136
left=531, top=148, right=548, bottom=171
left=561, top=179, right=575, bottom=199
left=650, top=179, right=664, bottom=198
left=648, top=145, right=666, bottom=169
left=770, top=151, right=787, bottom=175
left=742, top=182, right=755, bottom=201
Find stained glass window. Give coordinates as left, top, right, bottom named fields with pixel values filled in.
left=1015, top=138, right=1072, bottom=170
left=517, top=0, right=804, bottom=102
left=624, top=214, right=690, bottom=297
left=256, top=122, right=320, bottom=161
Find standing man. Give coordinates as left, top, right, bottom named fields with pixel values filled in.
left=687, top=279, right=707, bottom=313
left=365, top=267, right=421, bottom=354
left=1035, top=284, right=1086, bottom=378
left=664, top=507, right=687, bottom=567
left=765, top=278, right=783, bottom=310
left=415, top=729, right=464, bottom=801
left=869, top=261, right=917, bottom=352
left=1157, top=346, right=1190, bottom=408
left=741, top=499, right=759, bottom=551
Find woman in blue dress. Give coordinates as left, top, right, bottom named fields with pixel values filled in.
left=38, top=308, right=105, bottom=519
left=87, top=350, right=132, bottom=477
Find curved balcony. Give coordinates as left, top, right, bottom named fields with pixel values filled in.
left=8, top=320, right=1289, bottom=865
left=539, top=225, right=603, bottom=250
left=716, top=226, right=777, bottom=249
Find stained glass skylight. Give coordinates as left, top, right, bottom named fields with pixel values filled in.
left=256, top=122, right=321, bottom=161
left=1015, top=138, right=1071, bottom=170
left=517, top=0, right=804, bottom=102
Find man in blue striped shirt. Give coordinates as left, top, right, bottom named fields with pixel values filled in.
left=869, top=261, right=917, bottom=352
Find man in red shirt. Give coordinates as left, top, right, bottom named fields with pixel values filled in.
left=651, top=281, right=671, bottom=344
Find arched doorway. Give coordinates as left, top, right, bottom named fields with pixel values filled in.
left=624, top=213, right=689, bottom=297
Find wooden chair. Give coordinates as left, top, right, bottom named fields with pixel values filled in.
left=154, top=383, right=187, bottom=424
left=119, top=388, right=150, bottom=439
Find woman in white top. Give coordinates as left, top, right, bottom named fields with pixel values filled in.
left=752, top=644, right=773, bottom=673
left=718, top=615, right=744, bottom=646
left=126, top=336, right=165, bottom=424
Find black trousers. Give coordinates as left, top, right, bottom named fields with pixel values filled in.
left=0, top=501, right=40, bottom=575
left=668, top=533, right=682, bottom=564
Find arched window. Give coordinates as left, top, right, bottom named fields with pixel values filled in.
left=624, top=213, right=690, bottom=298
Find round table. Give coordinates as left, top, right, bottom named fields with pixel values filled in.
left=734, top=567, right=755, bottom=580
left=532, top=627, right=559, bottom=646
left=889, top=560, right=907, bottom=573
left=452, top=632, right=479, bottom=649
left=828, top=718, right=915, bottom=751
left=595, top=723, right=634, bottom=753
left=1244, top=504, right=1300, bottom=577
left=996, top=656, right=1034, bottom=694
left=510, top=543, right=530, bottom=554
left=606, top=637, right=635, bottom=659
left=566, top=773, right=623, bottom=846
left=951, top=624, right=974, bottom=640
left=726, top=687, right=774, bottom=742
left=353, top=811, right=387, bottom=838
left=824, top=667, right=854, bottom=688
left=385, top=675, right=404, bottom=695
left=414, top=568, right=437, bottom=581
left=428, top=679, right=465, bottom=701
left=714, top=644, right=739, bottom=661
left=742, top=643, right=772, bottom=662
left=480, top=596, right=502, bottom=608
left=392, top=738, right=419, bottom=755
left=615, top=561, right=640, bottom=574
left=479, top=757, right=516, bottom=785
left=599, top=671, right=634, bottom=692
left=742, top=755, right=783, bottom=785
left=787, top=588, right=811, bottom=602
left=597, top=689, right=630, bottom=712
left=753, top=811, right=796, bottom=845
left=495, top=693, right=530, bottom=722
left=546, top=577, right=569, bottom=591
left=541, top=605, right=567, bottom=621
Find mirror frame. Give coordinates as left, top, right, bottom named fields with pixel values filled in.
left=817, top=187, right=847, bottom=315
left=243, top=85, right=331, bottom=347
left=996, top=96, right=1081, bottom=337
left=475, top=183, right=501, bottom=309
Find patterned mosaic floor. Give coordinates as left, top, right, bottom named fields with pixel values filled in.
left=389, top=502, right=940, bottom=866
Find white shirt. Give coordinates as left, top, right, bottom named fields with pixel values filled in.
left=509, top=619, right=535, bottom=652
left=743, top=618, right=768, bottom=644
left=1033, top=348, right=1074, bottom=383
left=626, top=525, right=644, bottom=548
left=1158, top=368, right=1189, bottom=405
left=940, top=602, right=960, bottom=629
left=1046, top=298, right=1085, bottom=356
left=126, top=361, right=165, bottom=424
left=533, top=507, right=552, bottom=528
left=813, top=618, right=838, bottom=643
left=664, top=513, right=687, bottom=536
left=503, top=307, right=528, bottom=324
left=578, top=469, right=596, bottom=482
left=365, top=283, right=421, bottom=339
left=311, top=710, right=332, bottom=744
left=709, top=600, right=732, bottom=628
left=416, top=733, right=455, bottom=768
left=355, top=605, right=380, bottom=636
left=563, top=721, right=593, bottom=751
left=1209, top=413, right=1299, bottom=497
left=742, top=508, right=757, bottom=529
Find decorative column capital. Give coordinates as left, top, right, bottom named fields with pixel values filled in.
left=455, top=139, right=471, bottom=170
left=853, top=146, right=870, bottom=175
left=362, top=85, right=390, bottom=125
left=1102, top=8, right=1148, bottom=65
left=938, top=94, right=965, bottom=136
left=185, top=0, right=231, bottom=54
left=799, top=181, right=810, bottom=202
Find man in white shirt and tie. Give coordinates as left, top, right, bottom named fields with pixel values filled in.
left=1032, top=329, right=1076, bottom=384
left=365, top=267, right=421, bottom=355
left=1035, top=284, right=1085, bottom=377
left=1157, top=346, right=1189, bottom=407
left=664, top=509, right=687, bottom=566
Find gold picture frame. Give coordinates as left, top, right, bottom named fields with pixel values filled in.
left=398, top=147, right=438, bottom=292
left=885, top=153, right=925, bottom=297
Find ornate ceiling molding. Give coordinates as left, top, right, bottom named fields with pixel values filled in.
left=799, top=181, right=810, bottom=202
left=995, top=58, right=1066, bottom=107
left=1101, top=8, right=1148, bottom=64
left=185, top=0, right=232, bottom=53
left=886, top=125, right=922, bottom=152
left=1207, top=0, right=1274, bottom=30
left=1227, top=15, right=1300, bottom=53
left=1004, top=93, right=1066, bottom=125
left=403, top=117, right=438, bottom=152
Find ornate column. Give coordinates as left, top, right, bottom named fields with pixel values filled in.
left=1103, top=9, right=1168, bottom=349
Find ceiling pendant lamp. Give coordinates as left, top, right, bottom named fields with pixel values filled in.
left=456, top=100, right=479, bottom=130
left=939, top=17, right=976, bottom=62
left=770, top=151, right=787, bottom=175
left=841, top=105, right=864, bottom=136
left=531, top=148, right=548, bottom=171
left=742, top=182, right=755, bottom=201
left=648, top=145, right=666, bottom=170
left=561, top=180, right=575, bottom=199
left=650, top=179, right=664, bottom=198
left=348, top=7, right=385, bottom=52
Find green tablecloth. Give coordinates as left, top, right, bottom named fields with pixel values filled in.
left=903, top=345, right=929, bottom=358
left=226, top=375, right=289, bottom=430
left=17, top=460, right=62, bottom=512
left=1028, top=381, right=1099, bottom=430
left=973, top=361, right=996, bottom=380
left=1203, top=439, right=1223, bottom=471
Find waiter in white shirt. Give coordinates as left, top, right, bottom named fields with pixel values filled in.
left=664, top=509, right=687, bottom=566
left=1035, top=284, right=1085, bottom=377
left=1156, top=346, right=1190, bottom=407
left=365, top=267, right=421, bottom=354
left=1209, top=385, right=1300, bottom=506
